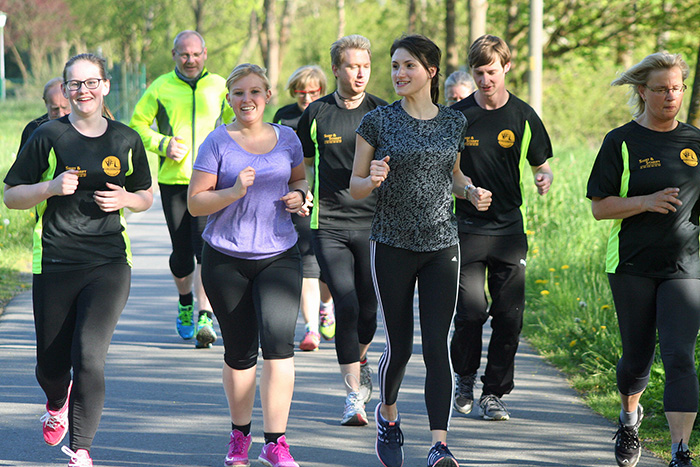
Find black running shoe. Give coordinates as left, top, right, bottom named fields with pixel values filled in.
left=669, top=445, right=694, bottom=467
left=427, top=441, right=459, bottom=467
left=612, top=404, right=643, bottom=467
left=453, top=373, right=476, bottom=415
left=375, top=403, right=404, bottom=467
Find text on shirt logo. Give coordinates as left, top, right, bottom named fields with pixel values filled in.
left=324, top=133, right=342, bottom=144
left=464, top=136, right=479, bottom=147
left=638, top=157, right=661, bottom=169
left=65, top=166, right=87, bottom=177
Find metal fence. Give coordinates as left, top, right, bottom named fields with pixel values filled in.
left=105, top=62, right=146, bottom=123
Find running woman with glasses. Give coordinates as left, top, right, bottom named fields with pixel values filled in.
left=273, top=65, right=336, bottom=352
left=4, top=53, right=153, bottom=467
left=587, top=52, right=700, bottom=467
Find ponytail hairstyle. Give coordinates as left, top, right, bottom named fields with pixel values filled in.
left=390, top=34, right=442, bottom=104
left=63, top=53, right=114, bottom=119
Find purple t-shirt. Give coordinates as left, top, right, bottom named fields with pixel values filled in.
left=194, top=123, right=304, bottom=260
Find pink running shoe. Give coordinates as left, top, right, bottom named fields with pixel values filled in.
left=61, top=446, right=93, bottom=467
left=225, top=429, right=253, bottom=466
left=258, top=435, right=299, bottom=467
left=40, top=381, right=72, bottom=446
left=319, top=302, right=335, bottom=341
left=299, top=330, right=321, bottom=351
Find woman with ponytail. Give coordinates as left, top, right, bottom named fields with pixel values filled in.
left=4, top=53, right=153, bottom=467
left=350, top=34, right=491, bottom=467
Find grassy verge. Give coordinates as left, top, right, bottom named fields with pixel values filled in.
left=0, top=99, right=43, bottom=312
left=522, top=146, right=699, bottom=461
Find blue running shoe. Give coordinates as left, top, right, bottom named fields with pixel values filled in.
left=195, top=312, right=217, bottom=348
left=427, top=442, right=459, bottom=467
left=176, top=303, right=195, bottom=340
left=375, top=403, right=404, bottom=467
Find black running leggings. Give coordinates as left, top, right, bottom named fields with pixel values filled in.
left=160, top=183, right=207, bottom=278
left=201, top=243, right=302, bottom=369
left=372, top=241, right=458, bottom=431
left=33, top=263, right=131, bottom=451
left=312, top=229, right=377, bottom=364
left=608, top=273, right=700, bottom=412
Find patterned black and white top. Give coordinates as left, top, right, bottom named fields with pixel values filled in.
left=356, top=100, right=467, bottom=252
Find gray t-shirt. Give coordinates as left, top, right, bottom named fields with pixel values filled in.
left=356, top=100, right=467, bottom=252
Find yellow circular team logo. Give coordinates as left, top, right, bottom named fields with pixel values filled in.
left=680, top=148, right=698, bottom=167
left=102, top=156, right=121, bottom=176
left=498, top=129, right=515, bottom=148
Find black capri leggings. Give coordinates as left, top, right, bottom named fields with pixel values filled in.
left=160, top=183, right=207, bottom=278
left=608, top=273, right=700, bottom=412
left=201, top=243, right=302, bottom=370
left=372, top=241, right=459, bottom=431
left=33, top=263, right=131, bottom=451
left=312, top=229, right=378, bottom=364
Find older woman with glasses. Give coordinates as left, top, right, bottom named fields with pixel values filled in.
left=587, top=52, right=700, bottom=467
left=273, top=65, right=335, bottom=352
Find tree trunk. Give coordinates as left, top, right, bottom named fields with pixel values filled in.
left=278, top=0, right=297, bottom=74
left=336, top=0, right=345, bottom=40
left=687, top=41, right=700, bottom=128
left=469, top=0, right=488, bottom=47
left=263, top=0, right=280, bottom=105
left=238, top=10, right=260, bottom=64
left=192, top=0, right=206, bottom=34
left=445, top=0, right=458, bottom=76
left=408, top=0, right=417, bottom=33
left=8, top=42, right=30, bottom=84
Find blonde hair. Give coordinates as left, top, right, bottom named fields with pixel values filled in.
left=330, top=35, right=372, bottom=68
left=286, top=65, right=327, bottom=98
left=226, top=63, right=271, bottom=91
left=611, top=52, right=690, bottom=118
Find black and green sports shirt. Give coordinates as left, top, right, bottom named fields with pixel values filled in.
left=4, top=117, right=152, bottom=274
left=587, top=120, right=700, bottom=278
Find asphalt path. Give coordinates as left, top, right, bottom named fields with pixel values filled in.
left=0, top=198, right=667, bottom=467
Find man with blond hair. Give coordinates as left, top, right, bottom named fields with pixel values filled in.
left=297, top=34, right=386, bottom=427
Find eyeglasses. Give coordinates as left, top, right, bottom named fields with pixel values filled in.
left=294, top=88, right=321, bottom=96
left=64, top=78, right=104, bottom=91
left=176, top=51, right=204, bottom=61
left=644, top=84, right=687, bottom=95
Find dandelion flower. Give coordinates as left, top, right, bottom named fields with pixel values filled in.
left=601, top=305, right=611, bottom=310
left=2, top=219, right=9, bottom=226
left=600, top=325, right=607, bottom=330
left=548, top=267, right=555, bottom=272
left=535, top=279, right=548, bottom=284
left=579, top=300, right=587, bottom=308
left=561, top=265, right=569, bottom=270
left=570, top=340, right=577, bottom=347
left=526, top=230, right=535, bottom=235
left=540, top=290, right=550, bottom=296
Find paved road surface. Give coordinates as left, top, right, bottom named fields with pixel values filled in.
left=0, top=198, right=667, bottom=467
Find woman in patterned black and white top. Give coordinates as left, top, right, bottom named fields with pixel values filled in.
left=350, top=35, right=491, bottom=467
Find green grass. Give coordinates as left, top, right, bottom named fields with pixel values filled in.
left=0, top=99, right=44, bottom=309
left=522, top=146, right=700, bottom=461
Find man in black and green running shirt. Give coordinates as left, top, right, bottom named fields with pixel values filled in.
left=130, top=30, right=233, bottom=349
left=450, top=34, right=554, bottom=421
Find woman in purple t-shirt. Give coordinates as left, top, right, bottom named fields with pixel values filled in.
left=188, top=63, right=308, bottom=467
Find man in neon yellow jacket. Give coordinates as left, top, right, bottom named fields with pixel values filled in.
left=130, top=30, right=233, bottom=348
